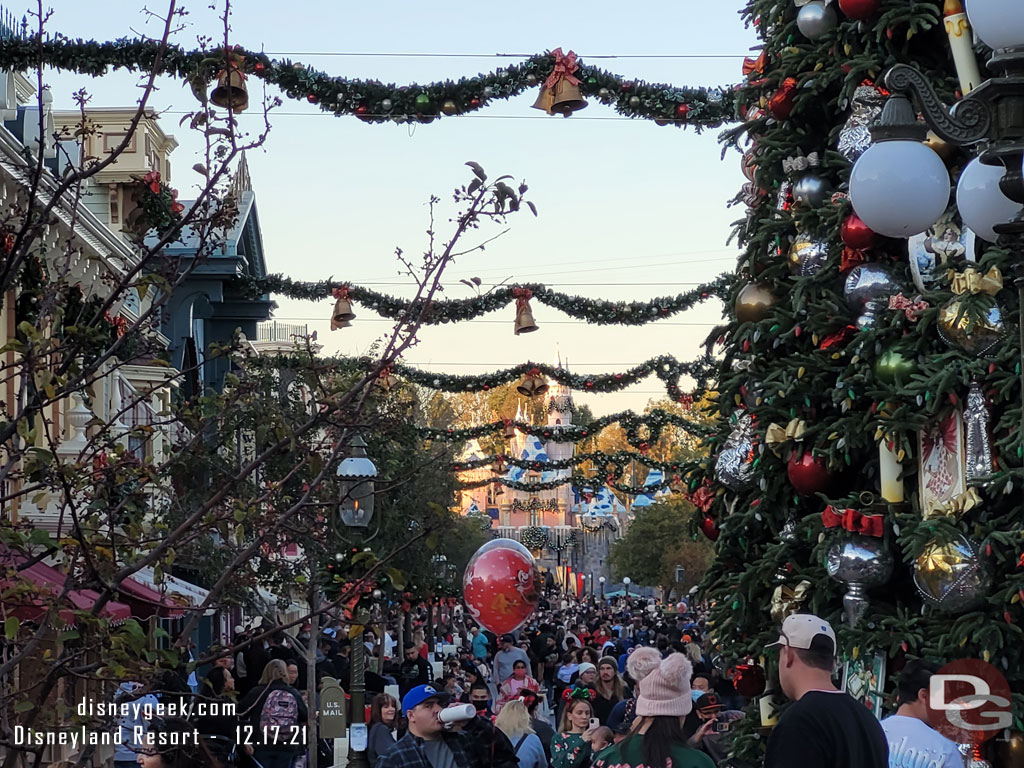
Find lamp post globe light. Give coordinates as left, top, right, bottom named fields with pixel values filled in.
left=337, top=433, right=377, bottom=528
left=337, top=432, right=378, bottom=768
left=599, top=575, right=605, bottom=600
left=623, top=576, right=631, bottom=599
left=965, top=0, right=1024, bottom=51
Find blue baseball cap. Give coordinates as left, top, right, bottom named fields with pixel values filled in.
left=402, top=684, right=450, bottom=714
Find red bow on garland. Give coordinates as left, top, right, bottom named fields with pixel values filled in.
left=822, top=505, right=884, bottom=537
left=512, top=287, right=533, bottom=308
left=743, top=51, right=767, bottom=77
left=546, top=48, right=581, bottom=89
left=332, top=285, right=349, bottom=300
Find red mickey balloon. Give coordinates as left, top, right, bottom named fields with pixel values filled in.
left=462, top=539, right=541, bottom=635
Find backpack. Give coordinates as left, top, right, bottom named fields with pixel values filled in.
left=259, top=688, right=299, bottom=742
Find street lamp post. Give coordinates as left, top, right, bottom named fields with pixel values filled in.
left=849, top=4, right=1024, bottom=443
left=623, top=577, right=631, bottom=600
left=338, top=434, right=378, bottom=768
left=599, top=576, right=605, bottom=602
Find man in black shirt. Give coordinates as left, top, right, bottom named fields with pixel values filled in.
left=399, top=645, right=431, bottom=697
left=764, top=613, right=888, bottom=768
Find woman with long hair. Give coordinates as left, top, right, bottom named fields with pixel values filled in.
left=495, top=700, right=548, bottom=768
left=236, top=659, right=308, bottom=768
left=579, top=647, right=600, bottom=668
left=591, top=654, right=714, bottom=768
left=136, top=717, right=220, bottom=768
left=551, top=693, right=595, bottom=768
left=367, top=693, right=401, bottom=765
left=497, top=659, right=540, bottom=713
left=592, top=656, right=630, bottom=725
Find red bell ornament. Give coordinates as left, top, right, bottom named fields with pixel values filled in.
left=840, top=213, right=876, bottom=251
left=462, top=539, right=542, bottom=635
left=786, top=452, right=832, bottom=496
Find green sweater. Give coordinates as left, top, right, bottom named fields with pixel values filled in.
left=592, top=734, right=716, bottom=768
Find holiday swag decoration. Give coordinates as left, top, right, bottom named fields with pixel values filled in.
left=701, top=1, right=1024, bottom=763
left=0, top=39, right=735, bottom=128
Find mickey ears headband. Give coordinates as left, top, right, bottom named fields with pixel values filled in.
left=562, top=686, right=593, bottom=702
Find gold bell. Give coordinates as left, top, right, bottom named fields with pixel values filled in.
left=516, top=373, right=549, bottom=397
left=550, top=80, right=587, bottom=117
left=330, top=296, right=355, bottom=331
left=210, top=64, right=248, bottom=112
left=514, top=302, right=539, bottom=335
left=532, top=85, right=555, bottom=114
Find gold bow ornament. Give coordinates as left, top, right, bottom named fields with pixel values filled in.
left=947, top=266, right=1002, bottom=296
left=771, top=580, right=811, bottom=624
left=765, top=418, right=807, bottom=456
left=923, top=487, right=982, bottom=520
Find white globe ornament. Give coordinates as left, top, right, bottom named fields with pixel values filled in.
left=965, top=0, right=1024, bottom=51
left=850, top=141, right=951, bottom=238
left=797, top=1, right=838, bottom=40
left=956, top=157, right=1023, bottom=243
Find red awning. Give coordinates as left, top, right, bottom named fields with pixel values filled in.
left=0, top=549, right=132, bottom=626
left=117, top=575, right=186, bottom=619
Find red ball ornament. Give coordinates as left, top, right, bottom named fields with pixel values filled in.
left=767, top=78, right=799, bottom=121
left=469, top=98, right=482, bottom=109
left=786, top=452, right=831, bottom=496
left=355, top=105, right=370, bottom=117
left=462, top=539, right=541, bottom=635
left=253, top=61, right=265, bottom=74
left=733, top=663, right=767, bottom=698
left=307, top=94, right=318, bottom=104
left=700, top=515, right=720, bottom=542
left=840, top=213, right=876, bottom=251
left=675, top=103, right=690, bottom=119
left=838, top=0, right=880, bottom=21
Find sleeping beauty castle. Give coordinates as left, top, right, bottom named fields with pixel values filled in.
left=455, top=367, right=662, bottom=595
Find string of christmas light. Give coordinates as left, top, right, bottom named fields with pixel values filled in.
left=457, top=465, right=704, bottom=495
left=0, top=38, right=738, bottom=127
left=240, top=275, right=730, bottom=326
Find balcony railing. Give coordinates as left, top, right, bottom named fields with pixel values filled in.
left=256, top=321, right=310, bottom=343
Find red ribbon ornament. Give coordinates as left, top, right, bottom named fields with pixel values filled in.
left=822, top=505, right=885, bottom=537
left=888, top=293, right=929, bottom=322
left=819, top=325, right=858, bottom=350
left=743, top=51, right=767, bottom=78
left=688, top=484, right=715, bottom=513
left=545, top=48, right=581, bottom=89
left=332, top=285, right=349, bottom=300
left=840, top=247, right=868, bottom=273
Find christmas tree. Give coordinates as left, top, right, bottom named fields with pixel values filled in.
left=701, top=0, right=1023, bottom=762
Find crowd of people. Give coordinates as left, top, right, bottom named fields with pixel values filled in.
left=110, top=591, right=970, bottom=768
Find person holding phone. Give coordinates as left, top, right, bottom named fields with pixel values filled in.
left=551, top=693, right=596, bottom=768
left=686, top=692, right=744, bottom=765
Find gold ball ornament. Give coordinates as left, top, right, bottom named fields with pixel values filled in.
left=735, top=284, right=776, bottom=323
left=913, top=536, right=991, bottom=612
left=441, top=100, right=459, bottom=116
left=924, top=130, right=956, bottom=161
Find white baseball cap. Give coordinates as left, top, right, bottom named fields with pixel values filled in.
left=767, top=614, right=836, bottom=655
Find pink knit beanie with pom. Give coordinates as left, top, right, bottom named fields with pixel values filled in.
left=635, top=653, right=693, bottom=717
left=626, top=646, right=662, bottom=685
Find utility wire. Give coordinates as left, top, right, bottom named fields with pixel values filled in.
left=261, top=52, right=748, bottom=60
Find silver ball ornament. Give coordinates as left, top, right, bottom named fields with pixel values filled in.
left=788, top=235, right=830, bottom=276
left=483, top=86, right=494, bottom=99
left=797, top=1, right=838, bottom=40
left=381, top=99, right=393, bottom=111
left=629, top=96, right=641, bottom=109
left=825, top=535, right=894, bottom=627
left=598, top=87, right=611, bottom=101
left=792, top=174, right=833, bottom=208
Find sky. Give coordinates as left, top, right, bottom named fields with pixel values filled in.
left=41, top=0, right=759, bottom=417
